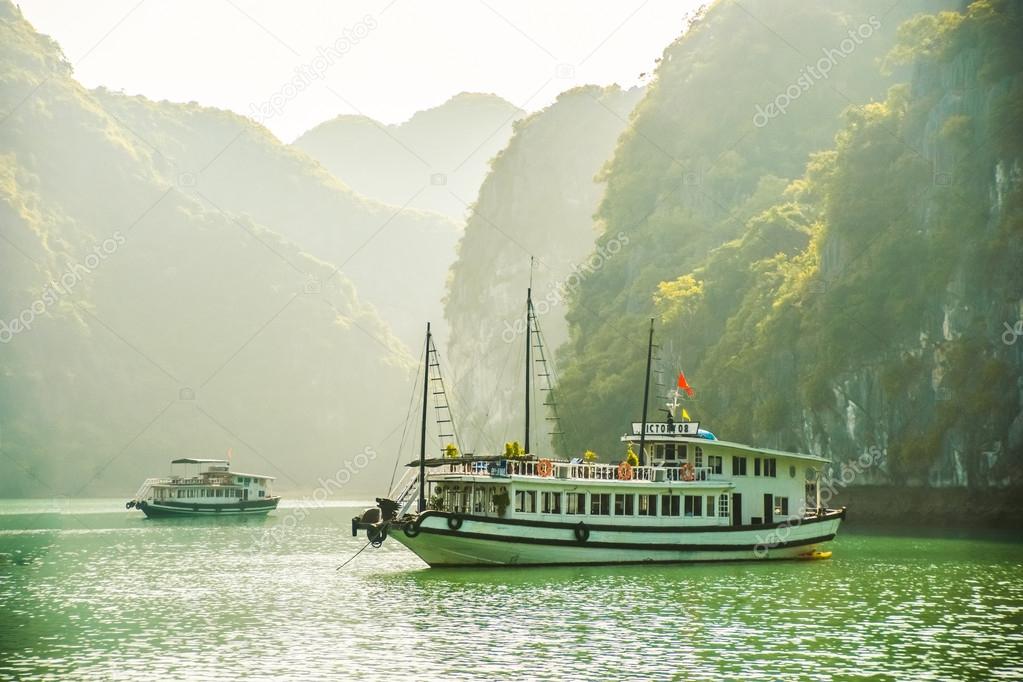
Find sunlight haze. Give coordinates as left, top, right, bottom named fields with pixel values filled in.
left=19, top=0, right=701, bottom=141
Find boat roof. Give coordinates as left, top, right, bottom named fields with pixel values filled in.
left=621, top=434, right=831, bottom=464
left=171, top=458, right=228, bottom=464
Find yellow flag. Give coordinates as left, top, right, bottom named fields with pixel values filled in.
left=681, top=408, right=691, bottom=421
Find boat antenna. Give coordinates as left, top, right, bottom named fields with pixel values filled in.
left=638, top=318, right=654, bottom=466
left=418, top=322, right=430, bottom=513
left=524, top=285, right=532, bottom=454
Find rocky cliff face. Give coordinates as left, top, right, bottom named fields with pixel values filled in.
left=656, top=1, right=1023, bottom=489
left=442, top=85, right=643, bottom=454
left=813, top=35, right=1023, bottom=487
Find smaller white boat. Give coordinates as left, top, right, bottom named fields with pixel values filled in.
left=126, top=458, right=280, bottom=517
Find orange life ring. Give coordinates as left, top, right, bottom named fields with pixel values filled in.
left=681, top=462, right=696, bottom=481
left=536, top=458, right=554, bottom=477
left=617, top=461, right=634, bottom=481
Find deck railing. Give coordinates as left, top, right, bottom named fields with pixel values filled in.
left=438, top=459, right=721, bottom=483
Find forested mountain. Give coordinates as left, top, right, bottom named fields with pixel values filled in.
left=91, top=89, right=460, bottom=349
left=0, top=2, right=417, bottom=496
left=294, top=93, right=523, bottom=222
left=553, top=0, right=1021, bottom=488
left=443, top=84, right=643, bottom=453
left=653, top=0, right=1023, bottom=487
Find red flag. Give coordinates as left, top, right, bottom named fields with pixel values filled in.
left=677, top=371, right=695, bottom=397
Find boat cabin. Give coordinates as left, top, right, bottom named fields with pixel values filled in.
left=417, top=422, right=827, bottom=528
left=145, top=458, right=275, bottom=504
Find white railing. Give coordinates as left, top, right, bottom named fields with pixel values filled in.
left=435, top=460, right=723, bottom=483
left=131, top=477, right=166, bottom=501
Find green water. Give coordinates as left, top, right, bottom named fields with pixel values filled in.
left=0, top=500, right=1021, bottom=680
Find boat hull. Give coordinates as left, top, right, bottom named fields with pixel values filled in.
left=388, top=509, right=845, bottom=567
left=137, top=498, right=280, bottom=517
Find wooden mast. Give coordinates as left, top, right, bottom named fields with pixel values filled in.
left=418, top=322, right=430, bottom=512
left=638, top=318, right=654, bottom=466
left=524, top=288, right=531, bottom=454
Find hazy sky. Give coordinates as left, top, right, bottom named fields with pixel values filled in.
left=19, top=0, right=703, bottom=142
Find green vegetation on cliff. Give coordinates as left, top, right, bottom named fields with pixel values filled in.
left=559, top=0, right=1022, bottom=487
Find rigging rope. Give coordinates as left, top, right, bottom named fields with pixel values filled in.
left=335, top=540, right=372, bottom=571
left=388, top=341, right=426, bottom=494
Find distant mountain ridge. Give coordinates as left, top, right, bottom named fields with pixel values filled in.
left=294, top=92, right=524, bottom=222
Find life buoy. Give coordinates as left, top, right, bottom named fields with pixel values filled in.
left=404, top=521, right=421, bottom=538
left=574, top=522, right=590, bottom=543
left=681, top=462, right=696, bottom=482
left=537, top=458, right=554, bottom=477
left=617, top=461, right=634, bottom=481
left=447, top=515, right=463, bottom=530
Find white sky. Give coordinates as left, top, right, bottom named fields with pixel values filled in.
left=19, top=0, right=703, bottom=142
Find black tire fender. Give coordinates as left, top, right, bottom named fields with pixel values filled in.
left=404, top=521, right=421, bottom=538
left=574, top=522, right=590, bottom=543
left=447, top=515, right=463, bottom=531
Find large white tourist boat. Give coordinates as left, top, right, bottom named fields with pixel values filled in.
left=353, top=291, right=845, bottom=567
left=126, top=458, right=280, bottom=517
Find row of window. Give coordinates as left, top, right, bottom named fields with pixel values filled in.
left=648, top=445, right=777, bottom=479
left=514, top=490, right=731, bottom=519
left=731, top=456, right=777, bottom=478
left=168, top=488, right=245, bottom=499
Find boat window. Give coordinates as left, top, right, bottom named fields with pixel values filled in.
left=565, top=492, right=586, bottom=515
left=717, top=494, right=729, bottom=518
left=514, top=490, right=536, bottom=513
left=684, top=495, right=703, bottom=517
left=177, top=490, right=183, bottom=498
left=664, top=443, right=676, bottom=461
left=694, top=446, right=703, bottom=468
left=637, top=494, right=657, bottom=517
left=654, top=444, right=664, bottom=460
left=765, top=458, right=778, bottom=478
left=679, top=444, right=688, bottom=462
left=541, top=491, right=561, bottom=514
left=732, top=456, right=748, bottom=476
left=708, top=455, right=723, bottom=474
left=660, top=494, right=681, bottom=517
left=614, top=493, right=634, bottom=516
left=773, top=496, right=789, bottom=515
left=706, top=495, right=716, bottom=516
left=754, top=458, right=762, bottom=476
left=590, top=493, right=610, bottom=515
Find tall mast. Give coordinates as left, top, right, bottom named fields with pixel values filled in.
left=524, top=288, right=532, bottom=454
left=638, top=318, right=654, bottom=466
left=418, top=322, right=430, bottom=512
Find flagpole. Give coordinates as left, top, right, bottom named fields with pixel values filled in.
left=638, top=318, right=654, bottom=467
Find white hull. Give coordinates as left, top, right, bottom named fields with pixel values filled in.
left=388, top=511, right=843, bottom=567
